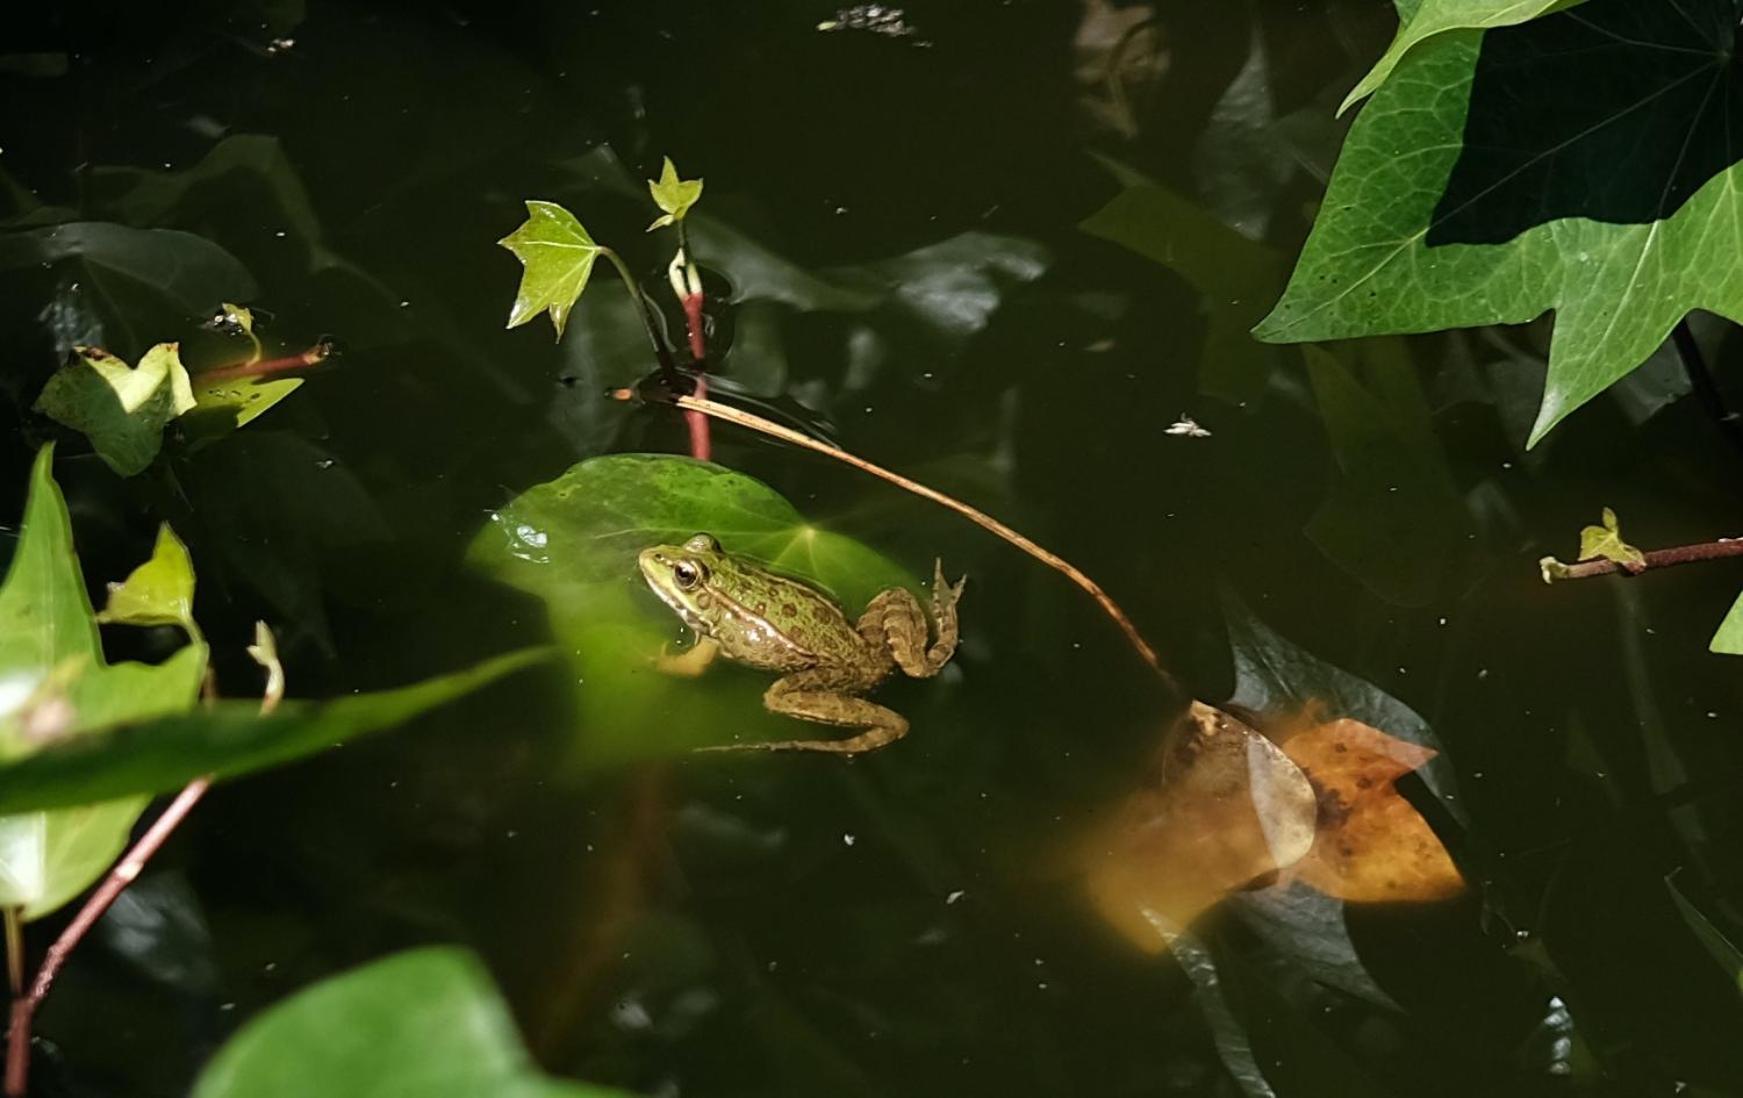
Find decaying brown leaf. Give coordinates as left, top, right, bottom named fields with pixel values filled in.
left=1082, top=701, right=1317, bottom=949
left=1273, top=708, right=1465, bottom=904
left=1083, top=698, right=1462, bottom=952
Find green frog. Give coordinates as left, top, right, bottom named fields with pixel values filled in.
left=638, top=533, right=965, bottom=754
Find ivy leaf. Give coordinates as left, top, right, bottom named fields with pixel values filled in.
left=1338, top=0, right=1589, bottom=115
left=1575, top=507, right=1644, bottom=569
left=192, top=947, right=638, bottom=1098
left=0, top=649, right=549, bottom=814
left=498, top=200, right=601, bottom=339
left=186, top=374, right=305, bottom=436
left=95, top=523, right=197, bottom=635
left=469, top=455, right=916, bottom=766
left=0, top=447, right=206, bottom=919
left=646, top=156, right=704, bottom=232
left=33, top=343, right=197, bottom=475
left=1255, top=0, right=1743, bottom=445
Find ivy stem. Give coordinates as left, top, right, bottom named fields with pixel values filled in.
left=3, top=637, right=285, bottom=1097
left=2, top=911, right=19, bottom=998
left=1540, top=537, right=1743, bottom=582
left=1671, top=320, right=1743, bottom=456
left=664, top=391, right=1173, bottom=685
left=599, top=247, right=683, bottom=394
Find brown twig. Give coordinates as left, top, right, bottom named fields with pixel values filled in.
left=1540, top=538, right=1743, bottom=583
left=4, top=625, right=285, bottom=1097
left=666, top=392, right=1173, bottom=685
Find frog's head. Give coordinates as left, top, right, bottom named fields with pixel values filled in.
left=638, top=533, right=728, bottom=633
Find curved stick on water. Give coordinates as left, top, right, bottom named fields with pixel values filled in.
left=669, top=392, right=1174, bottom=687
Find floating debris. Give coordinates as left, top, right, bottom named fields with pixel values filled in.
left=1164, top=414, right=1212, bottom=439
left=818, top=5, right=924, bottom=42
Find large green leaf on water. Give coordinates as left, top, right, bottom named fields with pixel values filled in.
left=0, top=221, right=256, bottom=317
left=1257, top=0, right=1743, bottom=445
left=469, top=455, right=916, bottom=764
left=1337, top=0, right=1588, bottom=114
left=0, top=649, right=548, bottom=814
left=192, top=947, right=636, bottom=1098
left=0, top=447, right=206, bottom=919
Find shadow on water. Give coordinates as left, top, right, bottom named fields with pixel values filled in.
left=1429, top=0, right=1743, bottom=246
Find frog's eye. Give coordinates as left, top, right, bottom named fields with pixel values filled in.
left=684, top=533, right=721, bottom=554
left=673, top=561, right=701, bottom=589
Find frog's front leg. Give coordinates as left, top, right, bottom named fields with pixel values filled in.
left=859, top=559, right=965, bottom=678
left=699, top=668, right=909, bottom=754
left=654, top=634, right=720, bottom=677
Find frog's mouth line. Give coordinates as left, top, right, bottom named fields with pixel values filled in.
left=638, top=553, right=708, bottom=635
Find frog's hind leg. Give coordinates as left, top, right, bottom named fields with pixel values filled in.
left=699, top=671, right=909, bottom=755
left=860, top=560, right=965, bottom=678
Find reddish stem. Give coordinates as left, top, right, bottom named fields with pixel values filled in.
left=681, top=291, right=711, bottom=461
left=194, top=344, right=329, bottom=383
left=1544, top=538, right=1743, bottom=581
left=5, top=778, right=211, bottom=1096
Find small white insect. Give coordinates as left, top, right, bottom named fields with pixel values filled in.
left=1164, top=414, right=1212, bottom=439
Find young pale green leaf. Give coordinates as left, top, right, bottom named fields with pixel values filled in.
left=34, top=343, right=197, bottom=475
left=0, top=648, right=549, bottom=813
left=0, top=448, right=207, bottom=919
left=469, top=455, right=916, bottom=766
left=1256, top=2, right=1743, bottom=445
left=1338, top=0, right=1589, bottom=115
left=499, top=200, right=601, bottom=338
left=646, top=156, right=703, bottom=232
left=192, top=947, right=638, bottom=1098
left=1576, top=508, right=1644, bottom=569
left=215, top=301, right=255, bottom=335
left=96, top=523, right=197, bottom=633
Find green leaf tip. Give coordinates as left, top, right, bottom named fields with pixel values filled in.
left=498, top=200, right=601, bottom=339
left=646, top=156, right=703, bottom=232
left=1336, top=0, right=1590, bottom=117
left=1710, top=590, right=1743, bottom=655
left=34, top=343, right=197, bottom=476
left=96, top=523, right=197, bottom=636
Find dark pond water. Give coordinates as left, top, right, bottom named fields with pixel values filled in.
left=5, top=1, right=1743, bottom=1095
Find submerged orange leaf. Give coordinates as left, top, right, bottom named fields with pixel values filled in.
left=1082, top=701, right=1317, bottom=950
left=1274, top=709, right=1465, bottom=903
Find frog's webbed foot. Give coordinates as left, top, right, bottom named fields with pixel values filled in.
left=861, top=560, right=965, bottom=679
left=696, top=671, right=909, bottom=755
left=653, top=634, right=720, bottom=677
